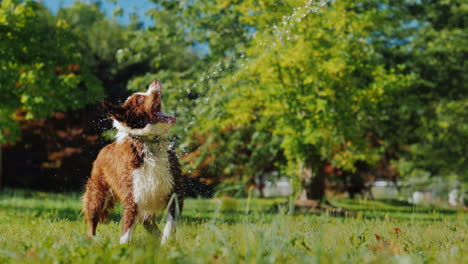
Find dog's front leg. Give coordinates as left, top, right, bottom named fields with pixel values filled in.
left=161, top=212, right=175, bottom=245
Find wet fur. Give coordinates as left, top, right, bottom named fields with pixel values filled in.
left=82, top=81, right=186, bottom=244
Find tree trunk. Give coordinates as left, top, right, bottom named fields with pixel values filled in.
left=257, top=173, right=265, bottom=198
left=307, top=167, right=326, bottom=202
left=298, top=162, right=312, bottom=200
left=295, top=159, right=353, bottom=215
left=298, top=159, right=327, bottom=203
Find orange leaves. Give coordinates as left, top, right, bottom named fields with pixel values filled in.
left=43, top=147, right=83, bottom=168
left=393, top=228, right=402, bottom=237
left=85, top=135, right=99, bottom=142
left=67, top=64, right=80, bottom=72
left=41, top=160, right=62, bottom=169
left=53, top=64, right=79, bottom=75
left=323, top=163, right=334, bottom=174
left=47, top=147, right=82, bottom=161
left=369, top=239, right=404, bottom=255
left=56, top=128, right=84, bottom=142
left=54, top=112, right=65, bottom=120
left=25, top=247, right=37, bottom=258
left=374, top=234, right=382, bottom=241
left=42, top=145, right=83, bottom=169
left=369, top=228, right=404, bottom=255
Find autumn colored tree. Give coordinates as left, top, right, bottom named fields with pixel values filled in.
left=0, top=0, right=103, bottom=144
left=0, top=0, right=104, bottom=186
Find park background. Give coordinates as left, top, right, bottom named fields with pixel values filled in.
left=1, top=0, right=466, bottom=204
left=0, top=1, right=466, bottom=262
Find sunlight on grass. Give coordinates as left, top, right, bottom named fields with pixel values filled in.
left=0, top=189, right=466, bottom=263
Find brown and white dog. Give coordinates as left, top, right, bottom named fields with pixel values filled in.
left=82, top=80, right=186, bottom=245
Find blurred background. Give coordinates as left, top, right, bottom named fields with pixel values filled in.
left=0, top=0, right=466, bottom=206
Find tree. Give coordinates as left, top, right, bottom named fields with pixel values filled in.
left=0, top=0, right=103, bottom=144
left=189, top=0, right=414, bottom=201
left=57, top=1, right=127, bottom=81
left=370, top=0, right=467, bottom=187
left=183, top=117, right=285, bottom=196
left=0, top=0, right=103, bottom=187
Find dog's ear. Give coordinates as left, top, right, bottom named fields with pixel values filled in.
left=102, top=101, right=126, bottom=121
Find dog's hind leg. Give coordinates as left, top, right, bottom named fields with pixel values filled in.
left=120, top=198, right=138, bottom=244
left=98, top=190, right=115, bottom=223
left=143, top=214, right=161, bottom=235
left=83, top=172, right=109, bottom=238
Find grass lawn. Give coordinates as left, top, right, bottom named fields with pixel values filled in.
left=0, top=189, right=466, bottom=263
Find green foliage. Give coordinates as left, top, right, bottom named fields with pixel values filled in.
left=183, top=0, right=467, bottom=191
left=147, top=0, right=251, bottom=60
left=57, top=2, right=126, bottom=69
left=0, top=190, right=466, bottom=263
left=370, top=0, right=468, bottom=183
left=400, top=100, right=468, bottom=184
left=0, top=0, right=103, bottom=144
left=191, top=0, right=413, bottom=183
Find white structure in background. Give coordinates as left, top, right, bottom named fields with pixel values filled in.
left=409, top=189, right=465, bottom=206
left=370, top=180, right=399, bottom=199
left=409, top=191, right=433, bottom=204
left=448, top=189, right=458, bottom=206
left=448, top=189, right=465, bottom=206
left=255, top=177, right=294, bottom=197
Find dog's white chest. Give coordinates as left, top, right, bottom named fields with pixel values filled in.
left=132, top=141, right=174, bottom=216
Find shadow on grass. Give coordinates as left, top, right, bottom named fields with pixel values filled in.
left=0, top=203, right=122, bottom=222
left=325, top=200, right=460, bottom=222
left=346, top=206, right=457, bottom=215
left=0, top=201, right=291, bottom=227
left=263, top=199, right=461, bottom=222
left=332, top=199, right=458, bottom=215
left=180, top=210, right=285, bottom=225
left=1, top=188, right=460, bottom=225
left=377, top=199, right=413, bottom=206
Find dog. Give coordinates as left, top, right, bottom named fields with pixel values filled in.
left=82, top=80, right=186, bottom=245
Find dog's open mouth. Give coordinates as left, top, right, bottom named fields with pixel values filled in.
left=153, top=111, right=176, bottom=124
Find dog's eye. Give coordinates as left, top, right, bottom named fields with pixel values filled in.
left=136, top=96, right=145, bottom=105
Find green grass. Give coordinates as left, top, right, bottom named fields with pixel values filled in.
left=0, top=189, right=466, bottom=263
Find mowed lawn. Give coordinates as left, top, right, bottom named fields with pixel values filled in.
left=0, top=189, right=466, bottom=264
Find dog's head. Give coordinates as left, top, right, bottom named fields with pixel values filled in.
left=103, top=80, right=176, bottom=138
